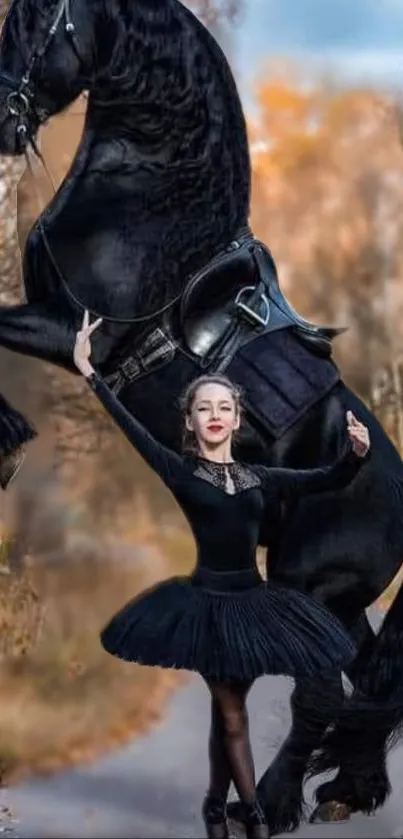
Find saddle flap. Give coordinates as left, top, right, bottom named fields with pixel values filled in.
left=227, top=329, right=340, bottom=439
left=180, top=244, right=257, bottom=356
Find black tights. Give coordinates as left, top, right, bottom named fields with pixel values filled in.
left=205, top=679, right=257, bottom=805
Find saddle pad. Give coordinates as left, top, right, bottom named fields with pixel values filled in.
left=227, top=329, right=340, bottom=439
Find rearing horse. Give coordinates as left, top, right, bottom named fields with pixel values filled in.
left=0, top=0, right=403, bottom=832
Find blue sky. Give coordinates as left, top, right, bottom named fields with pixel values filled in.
left=229, top=0, right=403, bottom=96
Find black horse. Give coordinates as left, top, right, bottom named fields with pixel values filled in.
left=0, top=0, right=403, bottom=832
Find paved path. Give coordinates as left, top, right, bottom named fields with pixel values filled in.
left=4, top=673, right=403, bottom=839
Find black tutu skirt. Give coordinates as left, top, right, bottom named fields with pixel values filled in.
left=100, top=567, right=356, bottom=682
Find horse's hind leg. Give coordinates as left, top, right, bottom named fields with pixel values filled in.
left=0, top=300, right=76, bottom=486
left=227, top=671, right=344, bottom=834
left=263, top=672, right=344, bottom=834
left=310, top=606, right=398, bottom=822
left=262, top=615, right=381, bottom=833
left=309, top=613, right=389, bottom=822
left=227, top=611, right=373, bottom=835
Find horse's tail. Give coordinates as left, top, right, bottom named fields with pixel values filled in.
left=308, top=582, right=403, bottom=797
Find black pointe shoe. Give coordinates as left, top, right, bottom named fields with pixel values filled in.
left=202, top=796, right=229, bottom=839
left=226, top=799, right=244, bottom=824
left=244, top=800, right=270, bottom=839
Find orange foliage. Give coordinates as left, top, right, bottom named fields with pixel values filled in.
left=249, top=73, right=403, bottom=421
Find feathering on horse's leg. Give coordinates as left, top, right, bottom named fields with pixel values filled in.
left=309, top=702, right=391, bottom=819
left=309, top=581, right=403, bottom=816
left=0, top=299, right=77, bottom=488
left=0, top=390, right=37, bottom=490
left=309, top=611, right=384, bottom=823
left=262, top=673, right=345, bottom=833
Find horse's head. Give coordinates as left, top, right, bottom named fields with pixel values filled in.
left=0, top=0, right=95, bottom=154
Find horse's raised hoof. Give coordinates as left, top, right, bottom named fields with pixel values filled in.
left=0, top=447, right=26, bottom=490
left=309, top=801, right=352, bottom=824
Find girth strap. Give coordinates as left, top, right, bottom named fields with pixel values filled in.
left=104, top=327, right=175, bottom=393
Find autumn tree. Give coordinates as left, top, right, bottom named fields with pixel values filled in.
left=249, top=70, right=403, bottom=447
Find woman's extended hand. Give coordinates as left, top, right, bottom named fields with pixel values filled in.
left=73, top=310, right=103, bottom=377
left=346, top=411, right=370, bottom=457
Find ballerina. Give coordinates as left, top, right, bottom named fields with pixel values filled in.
left=73, top=310, right=370, bottom=839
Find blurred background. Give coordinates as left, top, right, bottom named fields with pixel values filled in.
left=0, top=0, right=402, bottom=785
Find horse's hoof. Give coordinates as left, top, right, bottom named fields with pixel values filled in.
left=309, top=801, right=352, bottom=823
left=0, top=447, right=26, bottom=490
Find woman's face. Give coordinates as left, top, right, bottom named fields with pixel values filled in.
left=186, top=382, right=240, bottom=450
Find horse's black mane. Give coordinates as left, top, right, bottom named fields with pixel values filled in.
left=7, top=0, right=174, bottom=68
left=6, top=0, right=61, bottom=64
left=96, top=0, right=197, bottom=96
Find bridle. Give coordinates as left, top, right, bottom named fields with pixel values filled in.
left=0, top=0, right=80, bottom=217
left=0, top=0, right=80, bottom=144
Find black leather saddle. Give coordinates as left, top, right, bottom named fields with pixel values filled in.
left=104, top=228, right=347, bottom=396
left=178, top=228, right=346, bottom=369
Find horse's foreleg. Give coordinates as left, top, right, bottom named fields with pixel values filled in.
left=0, top=390, right=37, bottom=487
left=0, top=301, right=76, bottom=486
left=0, top=301, right=76, bottom=368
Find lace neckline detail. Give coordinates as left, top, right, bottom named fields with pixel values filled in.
left=191, top=457, right=261, bottom=495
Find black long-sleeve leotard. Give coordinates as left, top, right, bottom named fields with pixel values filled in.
left=87, top=373, right=368, bottom=573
